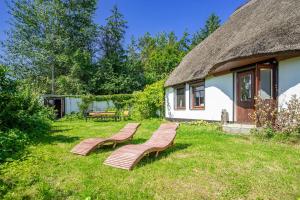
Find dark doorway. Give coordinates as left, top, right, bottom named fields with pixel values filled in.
left=44, top=97, right=65, bottom=119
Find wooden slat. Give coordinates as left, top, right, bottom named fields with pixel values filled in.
left=104, top=123, right=179, bottom=170
left=70, top=123, right=140, bottom=156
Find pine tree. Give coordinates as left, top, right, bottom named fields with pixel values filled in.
left=90, top=5, right=129, bottom=94
left=190, top=13, right=221, bottom=49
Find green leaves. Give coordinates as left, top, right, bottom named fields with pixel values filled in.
left=0, top=66, right=53, bottom=162
left=3, top=1, right=221, bottom=98
left=132, top=31, right=190, bottom=85
left=90, top=5, right=133, bottom=95
left=3, top=0, right=98, bottom=94
left=132, top=79, right=165, bottom=119
left=190, top=13, right=221, bottom=49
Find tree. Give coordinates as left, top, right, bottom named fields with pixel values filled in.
left=124, top=36, right=146, bottom=91
left=190, top=13, right=221, bottom=49
left=90, top=5, right=136, bottom=95
left=2, top=0, right=98, bottom=94
left=138, top=31, right=190, bottom=84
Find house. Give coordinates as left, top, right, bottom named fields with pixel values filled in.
left=165, top=0, right=300, bottom=125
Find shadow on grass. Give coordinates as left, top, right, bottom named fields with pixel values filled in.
left=136, top=143, right=191, bottom=169
left=92, top=138, right=149, bottom=154
left=34, top=134, right=80, bottom=145
left=0, top=130, right=79, bottom=164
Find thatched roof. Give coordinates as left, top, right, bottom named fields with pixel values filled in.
left=165, top=0, right=300, bottom=87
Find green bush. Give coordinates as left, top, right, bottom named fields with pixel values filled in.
left=132, top=79, right=165, bottom=119
left=0, top=65, right=54, bottom=162
left=185, top=120, right=222, bottom=131
left=251, top=95, right=300, bottom=142
left=59, top=113, right=83, bottom=121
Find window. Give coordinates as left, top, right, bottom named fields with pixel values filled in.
left=190, top=82, right=205, bottom=109
left=175, top=87, right=186, bottom=109
left=240, top=73, right=252, bottom=101
left=259, top=68, right=273, bottom=99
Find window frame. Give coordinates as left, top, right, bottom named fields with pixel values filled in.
left=258, top=68, right=273, bottom=100
left=190, top=81, right=205, bottom=110
left=174, top=86, right=186, bottom=110
left=239, top=73, right=253, bottom=102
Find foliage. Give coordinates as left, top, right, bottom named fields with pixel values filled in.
left=0, top=65, right=54, bottom=162
left=250, top=127, right=276, bottom=139
left=3, top=0, right=221, bottom=96
left=251, top=95, right=300, bottom=140
left=56, top=76, right=85, bottom=95
left=3, top=0, right=98, bottom=94
left=139, top=32, right=190, bottom=84
left=190, top=13, right=221, bottom=49
left=276, top=95, right=300, bottom=135
left=0, top=129, right=28, bottom=162
left=132, top=80, right=165, bottom=119
left=185, top=120, right=222, bottom=131
left=250, top=97, right=278, bottom=128
left=59, top=113, right=84, bottom=121
left=78, top=95, right=95, bottom=115
left=90, top=5, right=140, bottom=95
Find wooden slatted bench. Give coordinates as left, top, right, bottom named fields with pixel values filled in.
left=85, top=111, right=119, bottom=121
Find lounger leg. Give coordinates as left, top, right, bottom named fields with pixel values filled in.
left=155, top=151, right=159, bottom=157
left=113, top=143, right=117, bottom=148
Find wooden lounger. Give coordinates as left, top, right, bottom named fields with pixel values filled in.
left=104, top=123, right=179, bottom=170
left=70, top=123, right=140, bottom=156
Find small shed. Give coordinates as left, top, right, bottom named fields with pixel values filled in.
left=43, top=95, right=65, bottom=118
left=42, top=95, right=116, bottom=119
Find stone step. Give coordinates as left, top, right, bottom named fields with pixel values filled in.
left=222, top=124, right=256, bottom=135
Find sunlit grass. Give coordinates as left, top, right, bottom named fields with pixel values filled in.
left=0, top=119, right=300, bottom=199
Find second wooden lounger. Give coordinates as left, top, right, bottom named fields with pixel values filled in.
left=71, top=123, right=140, bottom=156
left=104, top=123, right=179, bottom=170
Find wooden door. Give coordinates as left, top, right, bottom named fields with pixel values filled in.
left=236, top=70, right=255, bottom=123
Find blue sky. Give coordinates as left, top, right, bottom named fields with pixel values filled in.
left=0, top=0, right=247, bottom=46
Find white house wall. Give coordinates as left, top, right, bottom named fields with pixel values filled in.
left=278, top=57, right=300, bottom=108
left=165, top=73, right=234, bottom=121
left=65, top=97, right=114, bottom=114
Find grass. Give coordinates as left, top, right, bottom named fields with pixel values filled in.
left=0, top=119, right=300, bottom=199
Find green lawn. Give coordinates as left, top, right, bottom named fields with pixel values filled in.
left=1, top=119, right=300, bottom=200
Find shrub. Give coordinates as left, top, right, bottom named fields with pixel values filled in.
left=250, top=127, right=275, bottom=139
left=78, top=95, right=95, bottom=115
left=0, top=129, right=28, bottom=161
left=59, top=113, right=83, bottom=121
left=186, top=120, right=222, bottom=131
left=132, top=80, right=165, bottom=119
left=0, top=65, right=54, bottom=162
left=250, top=97, right=277, bottom=128
left=251, top=95, right=300, bottom=139
left=276, top=95, right=300, bottom=135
